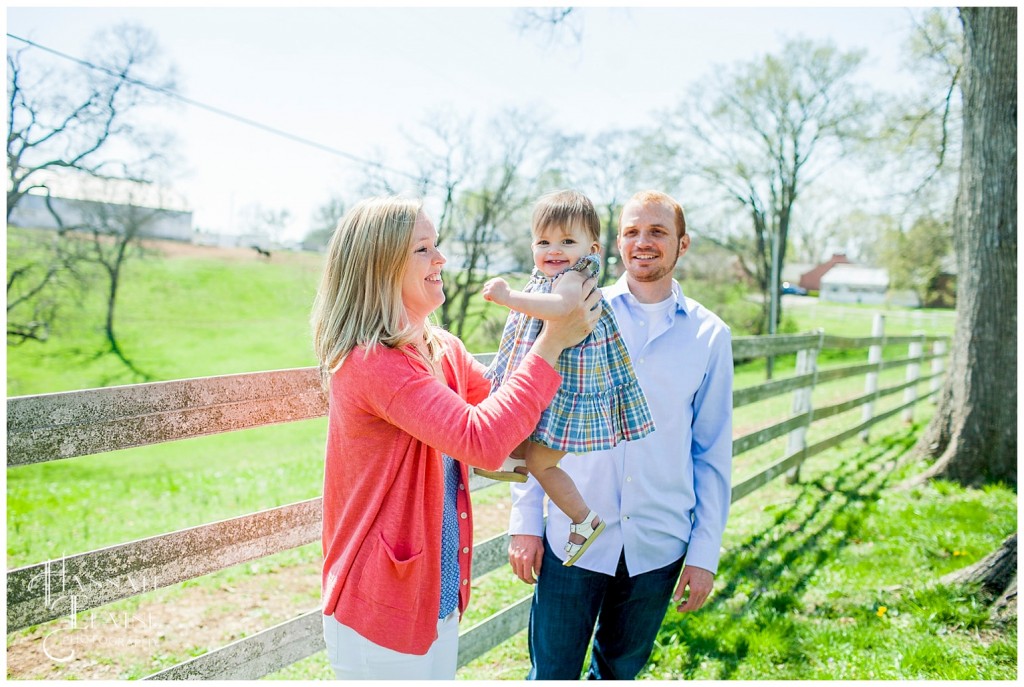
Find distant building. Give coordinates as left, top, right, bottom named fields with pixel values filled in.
left=8, top=193, right=193, bottom=242
left=819, top=264, right=889, bottom=305
left=799, top=253, right=851, bottom=292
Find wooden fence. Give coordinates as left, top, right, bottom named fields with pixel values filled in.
left=6, top=319, right=949, bottom=679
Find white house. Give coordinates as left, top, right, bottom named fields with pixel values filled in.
left=819, top=264, right=889, bottom=305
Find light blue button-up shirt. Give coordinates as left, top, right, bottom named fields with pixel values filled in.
left=510, top=275, right=733, bottom=576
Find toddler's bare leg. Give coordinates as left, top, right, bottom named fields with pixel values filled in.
left=525, top=442, right=600, bottom=545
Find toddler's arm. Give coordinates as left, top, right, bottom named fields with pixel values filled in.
left=483, top=271, right=588, bottom=320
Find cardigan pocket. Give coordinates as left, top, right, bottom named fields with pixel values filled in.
left=352, top=532, right=425, bottom=613
left=377, top=531, right=424, bottom=578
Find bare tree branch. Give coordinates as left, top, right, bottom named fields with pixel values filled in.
left=513, top=7, right=583, bottom=45
left=6, top=23, right=177, bottom=347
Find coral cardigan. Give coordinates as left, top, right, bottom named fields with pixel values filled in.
left=321, top=330, right=561, bottom=655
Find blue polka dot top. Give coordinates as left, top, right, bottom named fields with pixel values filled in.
left=438, top=453, right=460, bottom=618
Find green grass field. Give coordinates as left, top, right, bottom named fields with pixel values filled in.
left=7, top=230, right=1013, bottom=680
left=6, top=233, right=324, bottom=396
left=453, top=415, right=1016, bottom=681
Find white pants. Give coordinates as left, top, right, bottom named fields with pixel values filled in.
left=323, top=611, right=459, bottom=680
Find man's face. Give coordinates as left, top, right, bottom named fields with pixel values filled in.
left=617, top=200, right=689, bottom=284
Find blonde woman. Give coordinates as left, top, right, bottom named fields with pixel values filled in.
left=311, top=196, right=600, bottom=679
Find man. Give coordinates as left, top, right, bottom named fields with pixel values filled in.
left=508, top=190, right=733, bottom=680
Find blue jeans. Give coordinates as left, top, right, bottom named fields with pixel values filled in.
left=527, top=536, right=685, bottom=680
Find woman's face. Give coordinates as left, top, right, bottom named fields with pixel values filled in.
left=401, top=212, right=447, bottom=324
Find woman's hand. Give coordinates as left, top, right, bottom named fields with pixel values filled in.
left=531, top=276, right=601, bottom=366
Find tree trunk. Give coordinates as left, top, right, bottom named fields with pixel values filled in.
left=940, top=533, right=1017, bottom=597
left=600, top=204, right=617, bottom=286
left=990, top=576, right=1017, bottom=626
left=940, top=533, right=1017, bottom=626
left=916, top=7, right=1017, bottom=487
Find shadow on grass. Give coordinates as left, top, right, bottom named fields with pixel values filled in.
left=109, top=343, right=155, bottom=383
left=650, top=425, right=920, bottom=679
left=87, top=342, right=155, bottom=385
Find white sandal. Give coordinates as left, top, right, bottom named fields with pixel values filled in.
left=563, top=510, right=606, bottom=566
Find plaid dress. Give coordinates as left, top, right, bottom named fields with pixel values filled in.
left=485, top=254, right=655, bottom=452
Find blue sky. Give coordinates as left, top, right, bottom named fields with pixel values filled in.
left=6, top=4, right=940, bottom=240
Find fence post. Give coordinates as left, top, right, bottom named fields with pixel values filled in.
left=930, top=339, right=947, bottom=401
left=860, top=313, right=885, bottom=442
left=784, top=330, right=822, bottom=484
left=902, top=331, right=925, bottom=422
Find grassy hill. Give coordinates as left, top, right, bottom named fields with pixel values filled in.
left=6, top=232, right=325, bottom=397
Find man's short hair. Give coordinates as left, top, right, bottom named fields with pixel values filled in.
left=623, top=190, right=686, bottom=238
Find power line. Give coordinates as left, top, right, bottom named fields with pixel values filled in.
left=6, top=32, right=433, bottom=188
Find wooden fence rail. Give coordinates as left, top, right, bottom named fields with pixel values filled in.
left=6, top=323, right=950, bottom=679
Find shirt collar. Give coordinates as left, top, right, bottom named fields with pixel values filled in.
left=604, top=274, right=690, bottom=316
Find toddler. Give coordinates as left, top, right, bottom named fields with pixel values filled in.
left=475, top=190, right=654, bottom=566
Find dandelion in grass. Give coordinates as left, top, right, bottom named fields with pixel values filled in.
left=877, top=606, right=888, bottom=618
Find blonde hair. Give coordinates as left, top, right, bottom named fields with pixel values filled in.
left=532, top=189, right=601, bottom=243
left=311, top=196, right=441, bottom=387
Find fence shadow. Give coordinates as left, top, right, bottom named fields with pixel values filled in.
left=650, top=425, right=920, bottom=679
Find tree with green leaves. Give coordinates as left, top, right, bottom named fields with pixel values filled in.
left=878, top=216, right=954, bottom=307
left=881, top=8, right=963, bottom=211
left=670, top=39, right=876, bottom=334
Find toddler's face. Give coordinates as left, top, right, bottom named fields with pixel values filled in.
left=531, top=222, right=599, bottom=277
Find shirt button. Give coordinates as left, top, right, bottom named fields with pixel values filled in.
left=626, top=476, right=632, bottom=482
left=458, top=483, right=465, bottom=491
left=460, top=512, right=467, bottom=519
left=462, top=547, right=469, bottom=554
left=623, top=515, right=631, bottom=521
left=639, top=358, right=645, bottom=364
left=638, top=320, right=645, bottom=327
left=462, top=579, right=469, bottom=586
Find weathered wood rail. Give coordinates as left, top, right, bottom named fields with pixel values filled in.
left=6, top=319, right=949, bottom=679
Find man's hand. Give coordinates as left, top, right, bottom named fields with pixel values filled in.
left=673, top=565, right=714, bottom=613
left=482, top=277, right=511, bottom=306
left=509, top=535, right=544, bottom=584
